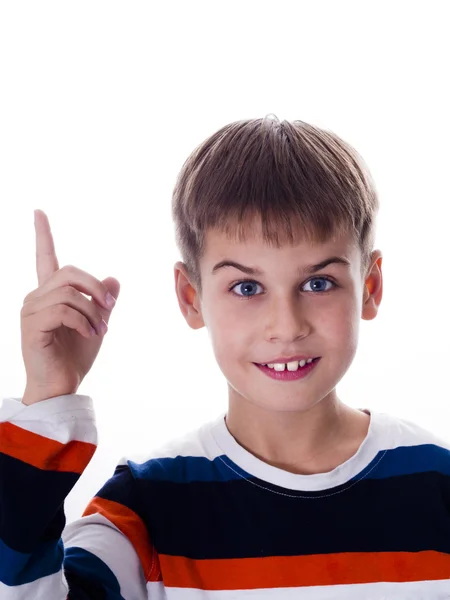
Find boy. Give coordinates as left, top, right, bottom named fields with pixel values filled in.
left=1, top=115, right=450, bottom=599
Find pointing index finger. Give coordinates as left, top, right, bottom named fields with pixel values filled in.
left=35, top=209, right=59, bottom=286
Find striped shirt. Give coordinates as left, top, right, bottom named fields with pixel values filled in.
left=1, top=394, right=450, bottom=598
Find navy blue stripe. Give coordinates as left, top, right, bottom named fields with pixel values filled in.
left=94, top=464, right=144, bottom=521
left=65, top=547, right=125, bottom=600
left=136, top=469, right=450, bottom=559
left=0, top=536, right=63, bottom=585
left=0, top=452, right=78, bottom=553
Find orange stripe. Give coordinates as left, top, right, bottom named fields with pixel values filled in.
left=0, top=422, right=96, bottom=473
left=159, top=550, right=450, bottom=589
left=83, top=497, right=161, bottom=582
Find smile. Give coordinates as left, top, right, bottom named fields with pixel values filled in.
left=254, top=358, right=321, bottom=381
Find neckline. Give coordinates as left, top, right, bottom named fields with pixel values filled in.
left=210, top=409, right=388, bottom=491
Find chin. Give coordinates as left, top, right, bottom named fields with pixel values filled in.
left=237, top=387, right=325, bottom=414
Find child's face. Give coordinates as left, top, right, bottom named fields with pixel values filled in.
left=175, top=224, right=382, bottom=414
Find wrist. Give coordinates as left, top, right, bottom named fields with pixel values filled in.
left=22, top=384, right=78, bottom=406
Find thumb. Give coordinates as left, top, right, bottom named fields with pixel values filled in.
left=103, top=276, right=121, bottom=302
left=97, top=277, right=121, bottom=325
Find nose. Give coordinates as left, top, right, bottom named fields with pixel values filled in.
left=264, top=295, right=310, bottom=343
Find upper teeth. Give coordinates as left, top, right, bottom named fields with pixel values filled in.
left=262, top=358, right=314, bottom=371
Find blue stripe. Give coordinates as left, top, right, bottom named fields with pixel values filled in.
left=64, top=547, right=125, bottom=599
left=129, top=444, right=450, bottom=484
left=129, top=454, right=253, bottom=483
left=0, top=536, right=62, bottom=585
left=352, top=444, right=450, bottom=481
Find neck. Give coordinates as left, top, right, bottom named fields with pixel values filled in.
left=225, top=389, right=370, bottom=475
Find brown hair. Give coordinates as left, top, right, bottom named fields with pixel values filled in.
left=172, top=115, right=379, bottom=295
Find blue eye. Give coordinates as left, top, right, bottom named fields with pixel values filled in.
left=232, top=281, right=263, bottom=297
left=230, top=277, right=336, bottom=298
left=302, top=277, right=335, bottom=293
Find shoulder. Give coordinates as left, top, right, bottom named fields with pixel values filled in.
left=378, top=410, right=450, bottom=452
left=117, top=414, right=226, bottom=483
left=371, top=410, right=450, bottom=477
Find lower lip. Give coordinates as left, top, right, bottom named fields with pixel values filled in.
left=254, top=358, right=321, bottom=381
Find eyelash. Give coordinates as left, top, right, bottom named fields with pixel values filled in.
left=228, top=276, right=338, bottom=299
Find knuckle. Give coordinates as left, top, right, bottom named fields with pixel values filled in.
left=23, top=289, right=37, bottom=304
left=22, top=293, right=32, bottom=307
left=60, top=264, right=77, bottom=278
left=62, top=264, right=76, bottom=273
left=62, top=285, right=77, bottom=298
left=51, top=303, right=68, bottom=316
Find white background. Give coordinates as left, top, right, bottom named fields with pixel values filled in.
left=0, top=1, right=448, bottom=523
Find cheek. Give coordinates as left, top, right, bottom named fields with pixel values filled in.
left=210, top=315, right=249, bottom=351
left=317, top=297, right=360, bottom=343
left=205, top=304, right=253, bottom=362
left=203, top=292, right=248, bottom=331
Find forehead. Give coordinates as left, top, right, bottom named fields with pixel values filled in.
left=201, top=224, right=359, bottom=266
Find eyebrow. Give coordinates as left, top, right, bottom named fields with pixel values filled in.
left=212, top=256, right=352, bottom=276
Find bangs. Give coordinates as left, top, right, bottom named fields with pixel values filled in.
left=215, top=208, right=351, bottom=249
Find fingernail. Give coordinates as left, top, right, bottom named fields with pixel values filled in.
left=105, top=292, right=116, bottom=309
left=99, top=320, right=108, bottom=335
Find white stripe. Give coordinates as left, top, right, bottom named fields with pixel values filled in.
left=0, top=395, right=97, bottom=445
left=146, top=578, right=450, bottom=599
left=1, top=562, right=448, bottom=599
left=63, top=512, right=147, bottom=600
left=0, top=570, right=68, bottom=600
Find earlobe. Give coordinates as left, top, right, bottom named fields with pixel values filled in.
left=174, top=262, right=205, bottom=330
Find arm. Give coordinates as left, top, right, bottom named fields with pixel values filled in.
left=0, top=395, right=150, bottom=599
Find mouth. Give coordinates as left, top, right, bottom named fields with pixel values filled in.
left=253, top=357, right=321, bottom=381
left=253, top=356, right=320, bottom=370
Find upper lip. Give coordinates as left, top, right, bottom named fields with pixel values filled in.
left=255, top=355, right=319, bottom=364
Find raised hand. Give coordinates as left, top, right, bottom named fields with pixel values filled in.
left=20, top=210, right=120, bottom=405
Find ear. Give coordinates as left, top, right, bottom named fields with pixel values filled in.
left=174, top=261, right=205, bottom=330
left=362, top=251, right=383, bottom=321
